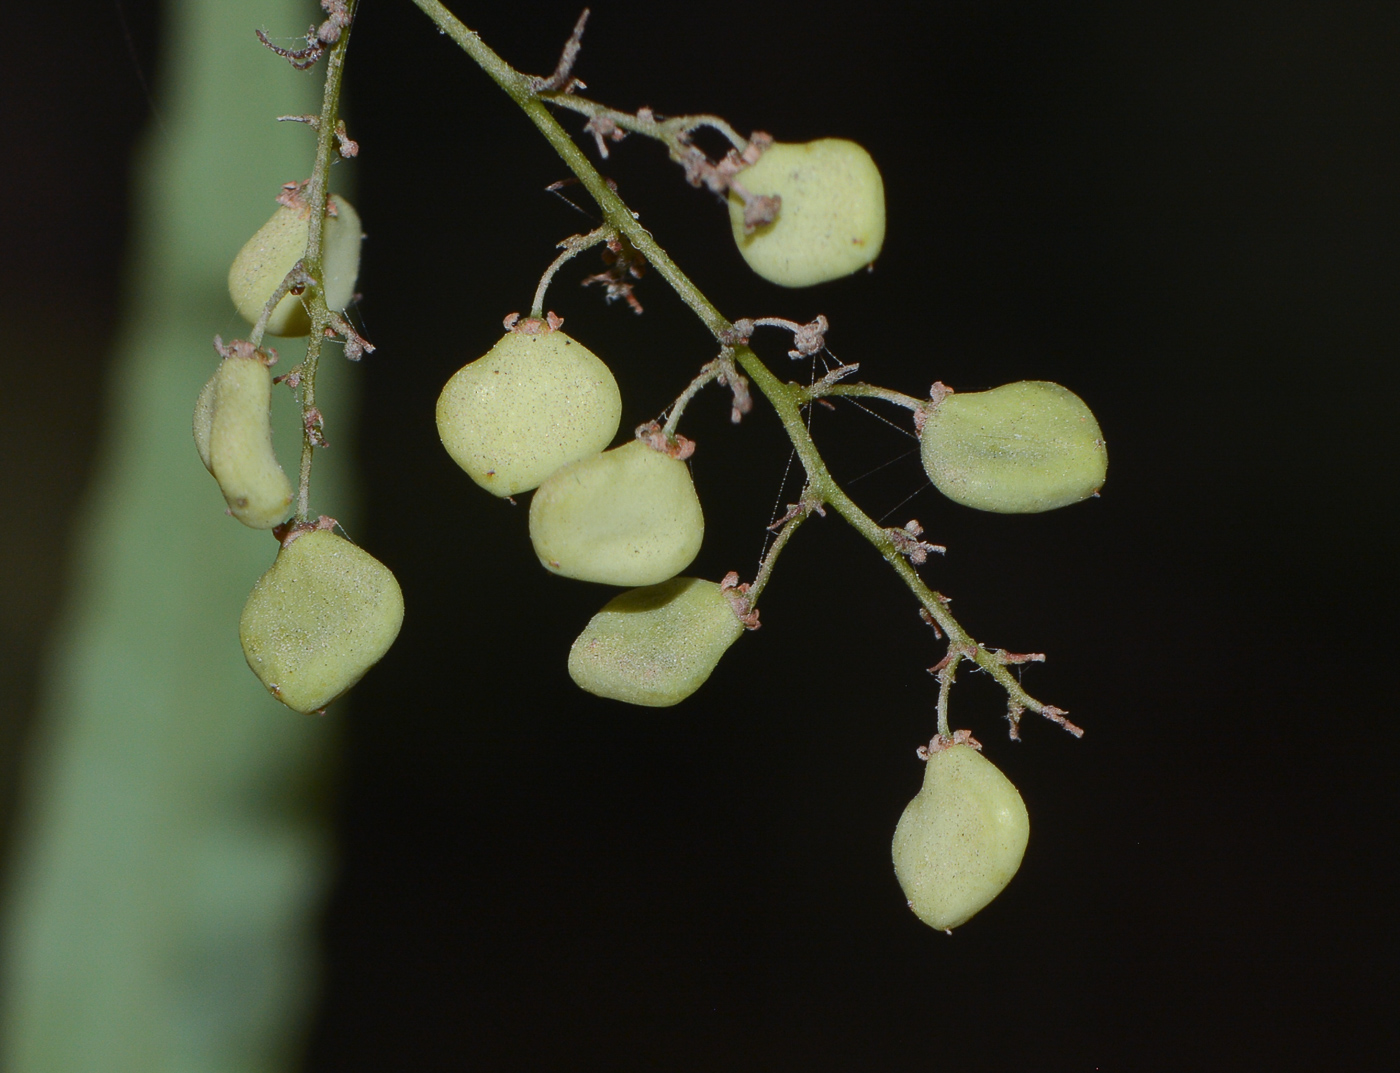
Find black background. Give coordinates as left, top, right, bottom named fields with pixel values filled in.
left=6, top=2, right=1395, bottom=1070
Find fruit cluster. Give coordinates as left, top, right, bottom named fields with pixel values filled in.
left=201, top=12, right=1109, bottom=928
left=196, top=191, right=404, bottom=716
left=436, top=316, right=745, bottom=707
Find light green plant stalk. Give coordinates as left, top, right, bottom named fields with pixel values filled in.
left=408, top=0, right=1079, bottom=737
left=0, top=0, right=357, bottom=1068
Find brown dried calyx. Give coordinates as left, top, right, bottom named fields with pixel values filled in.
left=635, top=420, right=695, bottom=461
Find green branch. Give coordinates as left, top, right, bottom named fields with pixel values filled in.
left=407, top=0, right=1071, bottom=733
left=290, top=1, right=359, bottom=521
left=246, top=0, right=361, bottom=522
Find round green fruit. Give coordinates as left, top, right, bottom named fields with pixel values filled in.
left=727, top=138, right=885, bottom=288
left=202, top=352, right=293, bottom=529
left=436, top=326, right=622, bottom=497
left=568, top=577, right=744, bottom=706
left=919, top=381, right=1107, bottom=513
left=239, top=529, right=404, bottom=714
left=228, top=193, right=362, bottom=337
left=891, top=740, right=1030, bottom=931
left=529, top=439, right=703, bottom=587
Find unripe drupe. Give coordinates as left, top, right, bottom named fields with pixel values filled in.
left=240, top=528, right=404, bottom=714
left=196, top=347, right=293, bottom=529
left=728, top=139, right=885, bottom=288
left=892, top=738, right=1030, bottom=931
left=228, top=193, right=362, bottom=337
left=568, top=577, right=744, bottom=706
left=919, top=381, right=1108, bottom=513
left=436, top=321, right=622, bottom=496
left=529, top=439, right=704, bottom=587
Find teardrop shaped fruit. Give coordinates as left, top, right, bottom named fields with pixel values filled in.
left=529, top=439, right=703, bottom=586
left=727, top=138, right=885, bottom=288
left=205, top=352, right=293, bottom=529
left=892, top=739, right=1030, bottom=931
left=239, top=529, right=404, bottom=714
left=919, top=381, right=1107, bottom=513
left=436, top=325, right=622, bottom=497
left=228, top=193, right=362, bottom=337
left=568, top=577, right=744, bottom=706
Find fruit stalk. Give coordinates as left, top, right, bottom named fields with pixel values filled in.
left=411, top=0, right=1070, bottom=732
left=530, top=224, right=615, bottom=319
left=802, top=381, right=926, bottom=412
left=280, top=0, right=360, bottom=521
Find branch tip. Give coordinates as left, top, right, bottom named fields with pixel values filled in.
left=530, top=8, right=590, bottom=93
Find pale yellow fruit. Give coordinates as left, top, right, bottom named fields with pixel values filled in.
left=228, top=194, right=362, bottom=337
left=206, top=354, right=293, bottom=529
left=239, top=530, right=404, bottom=714
left=436, top=328, right=622, bottom=497
left=568, top=578, right=744, bottom=706
left=727, top=138, right=885, bottom=287
left=529, top=440, right=703, bottom=587
left=892, top=743, right=1030, bottom=931
left=919, top=381, right=1108, bottom=513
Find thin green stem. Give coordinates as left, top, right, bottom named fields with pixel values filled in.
left=746, top=497, right=815, bottom=607
left=802, top=382, right=925, bottom=411
left=411, top=0, right=1068, bottom=730
left=248, top=263, right=308, bottom=348
left=283, top=0, right=359, bottom=521
left=531, top=224, right=614, bottom=319
left=935, top=654, right=961, bottom=739
left=661, top=360, right=723, bottom=437
left=409, top=0, right=730, bottom=340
